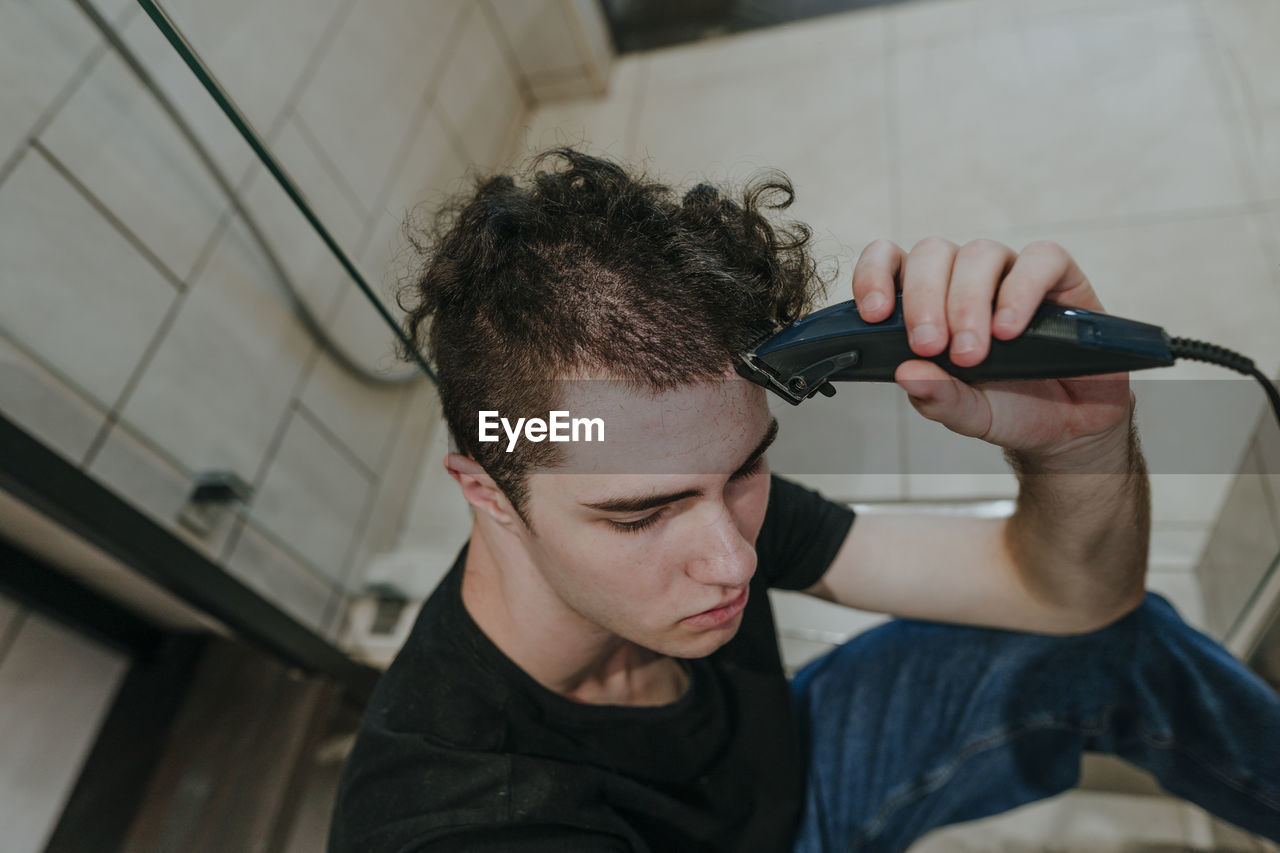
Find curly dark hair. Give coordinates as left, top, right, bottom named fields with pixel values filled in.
left=396, top=148, right=826, bottom=520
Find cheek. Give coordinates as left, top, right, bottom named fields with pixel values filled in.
left=550, top=523, right=679, bottom=601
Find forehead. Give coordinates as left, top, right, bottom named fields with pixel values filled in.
left=550, top=374, right=770, bottom=477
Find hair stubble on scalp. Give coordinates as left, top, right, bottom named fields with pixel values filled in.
left=394, top=148, right=829, bottom=524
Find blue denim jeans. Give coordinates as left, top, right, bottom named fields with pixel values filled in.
left=789, top=592, right=1280, bottom=852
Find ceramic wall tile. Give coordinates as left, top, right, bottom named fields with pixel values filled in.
left=0, top=331, right=108, bottom=464
left=116, top=0, right=349, bottom=184
left=633, top=9, right=891, bottom=283
left=40, top=51, right=229, bottom=281
left=0, top=0, right=100, bottom=169
left=345, top=385, right=439, bottom=586
left=893, top=0, right=1246, bottom=236
left=249, top=407, right=373, bottom=585
left=0, top=150, right=176, bottom=409
left=295, top=0, right=466, bottom=211
left=434, top=4, right=528, bottom=170
left=116, top=217, right=313, bottom=483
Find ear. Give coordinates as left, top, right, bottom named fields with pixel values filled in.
left=444, top=454, right=520, bottom=526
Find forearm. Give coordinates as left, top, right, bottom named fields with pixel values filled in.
left=1002, top=397, right=1150, bottom=629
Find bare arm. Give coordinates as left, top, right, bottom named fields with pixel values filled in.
left=802, top=238, right=1151, bottom=634
left=805, top=399, right=1148, bottom=634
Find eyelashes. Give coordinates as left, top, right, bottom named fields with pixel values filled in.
left=608, top=511, right=665, bottom=534
left=733, top=455, right=765, bottom=481
left=605, top=457, right=767, bottom=535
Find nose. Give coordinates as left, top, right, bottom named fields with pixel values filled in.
left=686, top=503, right=757, bottom=588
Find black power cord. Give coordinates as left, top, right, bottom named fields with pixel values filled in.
left=1169, top=337, right=1280, bottom=433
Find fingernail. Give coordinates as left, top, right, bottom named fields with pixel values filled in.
left=912, top=323, right=941, bottom=347
left=862, top=292, right=887, bottom=314
left=952, top=330, right=980, bottom=354
left=994, top=308, right=1016, bottom=329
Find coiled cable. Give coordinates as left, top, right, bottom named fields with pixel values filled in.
left=1169, top=337, right=1280, bottom=432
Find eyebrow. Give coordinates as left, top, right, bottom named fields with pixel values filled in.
left=581, top=418, right=779, bottom=513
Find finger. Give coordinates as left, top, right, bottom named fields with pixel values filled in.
left=992, top=240, right=1104, bottom=340
left=895, top=360, right=993, bottom=440
left=902, top=237, right=957, bottom=357
left=851, top=239, right=904, bottom=322
left=946, top=239, right=1017, bottom=367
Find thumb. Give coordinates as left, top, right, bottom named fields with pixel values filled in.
left=895, top=361, right=993, bottom=440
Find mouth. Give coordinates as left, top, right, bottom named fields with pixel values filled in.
left=682, top=586, right=750, bottom=629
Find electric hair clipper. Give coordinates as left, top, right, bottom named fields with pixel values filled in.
left=737, top=293, right=1179, bottom=406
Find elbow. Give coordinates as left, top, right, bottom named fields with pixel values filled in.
left=1051, top=578, right=1148, bottom=636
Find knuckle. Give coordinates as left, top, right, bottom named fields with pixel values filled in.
left=911, top=235, right=956, bottom=255
left=959, top=238, right=1009, bottom=258
left=1023, top=239, right=1067, bottom=259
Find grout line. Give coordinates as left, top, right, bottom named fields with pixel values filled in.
left=0, top=320, right=112, bottom=421
left=0, top=28, right=109, bottom=195
left=259, top=0, right=357, bottom=154
left=31, top=140, right=186, bottom=291
left=79, top=285, right=186, bottom=471
left=359, top=1, right=472, bottom=254
left=292, top=402, right=379, bottom=484
left=76, top=209, right=237, bottom=471
left=371, top=381, right=418, bottom=478
left=28, top=140, right=203, bottom=472
left=386, top=402, right=441, bottom=558
left=328, top=389, right=416, bottom=606
left=326, top=385, right=434, bottom=633
left=247, top=353, right=321, bottom=498
left=479, top=0, right=535, bottom=110
left=224, top=0, right=356, bottom=199
left=287, top=109, right=371, bottom=225
left=436, top=109, right=477, bottom=182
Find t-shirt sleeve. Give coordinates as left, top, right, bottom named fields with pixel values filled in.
left=754, top=474, right=856, bottom=591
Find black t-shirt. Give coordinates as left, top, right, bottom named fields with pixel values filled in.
left=329, top=475, right=856, bottom=852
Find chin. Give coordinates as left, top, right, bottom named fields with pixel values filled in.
left=659, top=621, right=743, bottom=660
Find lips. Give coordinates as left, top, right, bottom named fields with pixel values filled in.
left=682, top=586, right=749, bottom=628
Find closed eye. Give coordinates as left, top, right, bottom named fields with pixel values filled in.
left=608, top=456, right=764, bottom=534
left=607, top=509, right=666, bottom=534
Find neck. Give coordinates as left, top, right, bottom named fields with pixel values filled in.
left=459, top=520, right=687, bottom=707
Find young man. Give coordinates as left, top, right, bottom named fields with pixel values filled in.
left=329, top=150, right=1280, bottom=852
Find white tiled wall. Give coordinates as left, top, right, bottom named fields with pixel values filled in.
left=0, top=0, right=541, bottom=639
